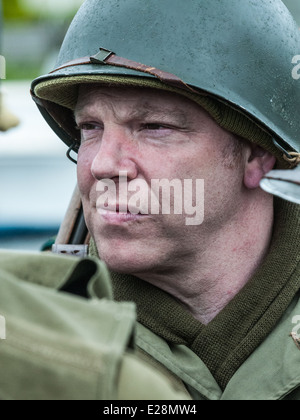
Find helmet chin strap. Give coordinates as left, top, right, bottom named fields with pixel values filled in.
left=66, top=142, right=78, bottom=165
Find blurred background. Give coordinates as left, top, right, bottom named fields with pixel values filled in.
left=0, top=0, right=84, bottom=250
left=0, top=0, right=299, bottom=251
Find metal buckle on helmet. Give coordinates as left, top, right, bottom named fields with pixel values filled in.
left=90, top=48, right=115, bottom=64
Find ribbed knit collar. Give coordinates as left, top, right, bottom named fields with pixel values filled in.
left=91, top=198, right=300, bottom=390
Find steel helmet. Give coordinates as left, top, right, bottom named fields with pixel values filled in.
left=31, top=0, right=300, bottom=167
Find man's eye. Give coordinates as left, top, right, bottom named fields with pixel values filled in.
left=143, top=123, right=166, bottom=130
left=76, top=123, right=101, bottom=131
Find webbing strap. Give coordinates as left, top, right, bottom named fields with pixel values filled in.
left=49, top=47, right=199, bottom=95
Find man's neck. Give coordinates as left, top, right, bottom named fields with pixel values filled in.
left=136, top=193, right=274, bottom=325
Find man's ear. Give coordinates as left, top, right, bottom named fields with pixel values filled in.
left=243, top=145, right=276, bottom=189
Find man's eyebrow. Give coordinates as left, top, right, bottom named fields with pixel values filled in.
left=128, top=103, right=190, bottom=125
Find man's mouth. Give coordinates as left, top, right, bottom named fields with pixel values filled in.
left=97, top=204, right=150, bottom=224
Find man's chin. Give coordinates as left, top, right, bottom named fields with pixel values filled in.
left=98, top=248, right=157, bottom=275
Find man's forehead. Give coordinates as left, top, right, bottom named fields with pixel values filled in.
left=74, top=84, right=199, bottom=122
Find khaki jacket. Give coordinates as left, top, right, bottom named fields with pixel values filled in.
left=0, top=250, right=190, bottom=401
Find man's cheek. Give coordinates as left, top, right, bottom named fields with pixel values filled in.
left=77, top=163, right=93, bottom=196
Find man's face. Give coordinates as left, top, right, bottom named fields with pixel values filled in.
left=75, top=86, right=247, bottom=275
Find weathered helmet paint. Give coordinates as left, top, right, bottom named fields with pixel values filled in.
left=31, top=0, right=300, bottom=161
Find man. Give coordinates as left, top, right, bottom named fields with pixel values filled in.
left=74, top=85, right=276, bottom=325
left=28, top=0, right=300, bottom=399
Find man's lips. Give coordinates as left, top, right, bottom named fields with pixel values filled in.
left=97, top=204, right=150, bottom=224
left=98, top=203, right=148, bottom=214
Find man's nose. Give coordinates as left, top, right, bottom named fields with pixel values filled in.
left=91, top=126, right=138, bottom=180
